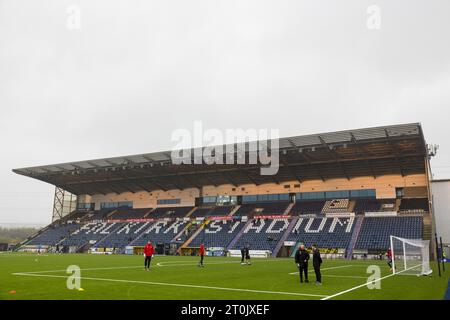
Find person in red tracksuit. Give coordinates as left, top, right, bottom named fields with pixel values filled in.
left=144, top=241, right=154, bottom=271
left=198, top=243, right=205, bottom=267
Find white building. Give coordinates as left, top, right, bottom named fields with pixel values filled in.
left=431, top=179, right=450, bottom=245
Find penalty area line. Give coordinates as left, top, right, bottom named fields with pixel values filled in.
left=321, top=263, right=423, bottom=300
left=11, top=272, right=328, bottom=298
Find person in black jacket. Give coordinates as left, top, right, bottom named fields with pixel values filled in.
left=294, top=244, right=309, bottom=283
left=244, top=244, right=251, bottom=265
left=312, top=244, right=322, bottom=285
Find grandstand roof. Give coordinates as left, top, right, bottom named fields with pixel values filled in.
left=13, top=123, right=428, bottom=195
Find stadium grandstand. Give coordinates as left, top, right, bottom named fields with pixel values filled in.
left=12, top=123, right=437, bottom=259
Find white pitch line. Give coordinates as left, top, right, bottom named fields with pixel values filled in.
left=15, top=265, right=145, bottom=274
left=0, top=254, right=49, bottom=257
left=12, top=272, right=327, bottom=298
left=288, top=264, right=354, bottom=275
left=322, top=274, right=367, bottom=279
left=156, top=260, right=253, bottom=267
left=320, top=263, right=423, bottom=300
left=16, top=258, right=285, bottom=275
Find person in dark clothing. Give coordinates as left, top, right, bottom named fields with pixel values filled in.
left=240, top=246, right=246, bottom=265
left=244, top=245, right=251, bottom=265
left=294, top=244, right=309, bottom=283
left=312, top=244, right=322, bottom=285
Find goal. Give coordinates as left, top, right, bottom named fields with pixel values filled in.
left=390, top=236, right=432, bottom=276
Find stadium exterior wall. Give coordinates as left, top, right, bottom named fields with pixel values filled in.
left=80, top=173, right=428, bottom=209
left=431, top=180, right=450, bottom=245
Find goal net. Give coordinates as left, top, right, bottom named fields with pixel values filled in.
left=390, top=236, right=432, bottom=276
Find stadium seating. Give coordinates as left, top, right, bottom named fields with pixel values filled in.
left=231, top=218, right=290, bottom=251
left=27, top=223, right=80, bottom=246
left=189, top=219, right=246, bottom=248
left=85, top=209, right=116, bottom=221
left=131, top=220, right=190, bottom=246
left=93, top=221, right=152, bottom=249
left=289, top=201, right=325, bottom=215
left=23, top=199, right=426, bottom=255
left=201, top=206, right=234, bottom=217
left=286, top=216, right=355, bottom=249
left=234, top=202, right=290, bottom=216
left=322, top=199, right=350, bottom=213
left=399, top=198, right=429, bottom=213
left=60, top=222, right=124, bottom=247
left=189, top=205, right=238, bottom=218
left=353, top=199, right=397, bottom=214
left=64, top=210, right=91, bottom=221
left=379, top=199, right=396, bottom=211
left=354, top=216, right=423, bottom=250
left=108, top=207, right=152, bottom=219
left=147, top=206, right=193, bottom=219
left=189, top=207, right=214, bottom=218
left=353, top=199, right=382, bottom=214
left=233, top=204, right=257, bottom=216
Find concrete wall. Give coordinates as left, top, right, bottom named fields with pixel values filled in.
left=89, top=188, right=200, bottom=210
left=431, top=180, right=450, bottom=244
left=79, top=173, right=428, bottom=211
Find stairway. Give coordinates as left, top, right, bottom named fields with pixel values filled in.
left=172, top=221, right=193, bottom=242
left=105, top=209, right=118, bottom=219
left=77, top=242, right=93, bottom=253
left=127, top=221, right=154, bottom=246
left=345, top=215, right=364, bottom=259
left=93, top=223, right=126, bottom=247
left=180, top=221, right=207, bottom=248
left=271, top=217, right=298, bottom=257
left=283, top=202, right=295, bottom=215
left=143, top=208, right=157, bottom=218
left=228, top=205, right=241, bottom=216
left=185, top=207, right=199, bottom=218
left=226, top=219, right=252, bottom=250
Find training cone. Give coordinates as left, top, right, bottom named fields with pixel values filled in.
left=9, top=290, right=16, bottom=294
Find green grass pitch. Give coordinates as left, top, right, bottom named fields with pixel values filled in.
left=0, top=253, right=448, bottom=300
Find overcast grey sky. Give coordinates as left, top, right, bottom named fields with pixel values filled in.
left=1, top=0, right=449, bottom=224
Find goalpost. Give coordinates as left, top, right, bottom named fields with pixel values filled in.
left=389, top=236, right=432, bottom=276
